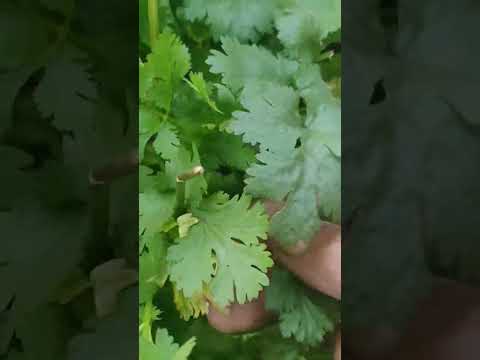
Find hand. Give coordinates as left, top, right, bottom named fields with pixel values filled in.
left=207, top=201, right=342, bottom=359
left=205, top=201, right=480, bottom=360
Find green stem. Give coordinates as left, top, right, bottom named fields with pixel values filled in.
left=148, top=0, right=159, bottom=46
left=176, top=179, right=186, bottom=215
left=177, top=166, right=204, bottom=182
left=175, top=166, right=204, bottom=215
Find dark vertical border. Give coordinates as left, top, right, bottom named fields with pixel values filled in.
left=0, top=1, right=138, bottom=358
left=343, top=0, right=480, bottom=359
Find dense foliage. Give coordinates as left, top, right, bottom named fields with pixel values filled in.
left=139, top=0, right=341, bottom=359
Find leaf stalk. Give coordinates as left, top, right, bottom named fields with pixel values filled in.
left=148, top=0, right=159, bottom=46
left=175, top=166, right=204, bottom=214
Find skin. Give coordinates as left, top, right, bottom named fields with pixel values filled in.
left=207, top=202, right=480, bottom=360
left=208, top=201, right=342, bottom=358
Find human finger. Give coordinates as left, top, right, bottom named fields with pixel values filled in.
left=207, top=292, right=275, bottom=334
left=268, top=223, right=341, bottom=300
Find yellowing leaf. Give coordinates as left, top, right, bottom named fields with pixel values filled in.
left=173, top=285, right=209, bottom=320
left=177, top=213, right=199, bottom=238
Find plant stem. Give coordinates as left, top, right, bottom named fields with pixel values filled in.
left=175, top=166, right=204, bottom=214
left=177, top=166, right=204, bottom=182
left=148, top=0, right=159, bottom=46
left=176, top=179, right=186, bottom=214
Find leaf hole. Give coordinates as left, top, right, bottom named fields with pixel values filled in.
left=295, top=138, right=302, bottom=149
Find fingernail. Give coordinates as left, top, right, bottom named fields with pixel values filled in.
left=221, top=306, right=231, bottom=316
left=208, top=300, right=231, bottom=316
left=283, top=240, right=309, bottom=255
left=268, top=238, right=310, bottom=257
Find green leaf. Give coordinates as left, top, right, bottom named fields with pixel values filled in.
left=232, top=82, right=304, bottom=154
left=185, top=72, right=222, bottom=114
left=182, top=0, right=279, bottom=42
left=140, top=329, right=195, bottom=360
left=139, top=302, right=161, bottom=340
left=141, top=31, right=191, bottom=113
left=265, top=268, right=339, bottom=346
left=295, top=63, right=337, bottom=110
left=199, top=132, right=256, bottom=172
left=170, top=82, right=229, bottom=145
left=275, top=0, right=341, bottom=60
left=139, top=106, right=164, bottom=160
left=139, top=191, right=175, bottom=236
left=167, top=193, right=272, bottom=307
left=139, top=233, right=169, bottom=303
left=153, top=121, right=180, bottom=161
left=207, top=38, right=298, bottom=93
left=246, top=101, right=341, bottom=245
left=229, top=64, right=340, bottom=245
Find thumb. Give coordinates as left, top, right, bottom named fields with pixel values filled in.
left=264, top=200, right=341, bottom=300
left=207, top=292, right=275, bottom=334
